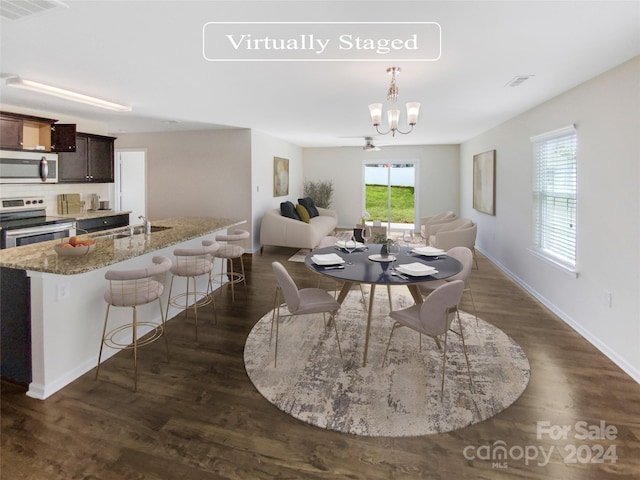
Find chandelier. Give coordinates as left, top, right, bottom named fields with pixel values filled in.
left=368, top=67, right=420, bottom=136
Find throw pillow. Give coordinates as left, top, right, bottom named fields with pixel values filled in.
left=298, top=197, right=319, bottom=217
left=296, top=204, right=310, bottom=223
left=280, top=201, right=301, bottom=221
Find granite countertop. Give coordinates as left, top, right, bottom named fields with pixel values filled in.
left=0, top=217, right=244, bottom=275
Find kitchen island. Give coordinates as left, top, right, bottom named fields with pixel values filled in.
left=0, top=216, right=244, bottom=399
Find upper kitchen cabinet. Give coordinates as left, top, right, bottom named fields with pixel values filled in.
left=0, top=111, right=76, bottom=152
left=58, top=133, right=116, bottom=183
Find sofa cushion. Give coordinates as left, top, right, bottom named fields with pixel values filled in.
left=296, top=204, right=310, bottom=223
left=280, top=201, right=300, bottom=221
left=298, top=197, right=319, bottom=218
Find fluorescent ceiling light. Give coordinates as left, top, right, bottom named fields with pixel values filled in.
left=5, top=77, right=132, bottom=112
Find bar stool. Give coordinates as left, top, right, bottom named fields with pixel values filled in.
left=213, top=229, right=249, bottom=302
left=165, top=240, right=219, bottom=340
left=96, top=255, right=172, bottom=392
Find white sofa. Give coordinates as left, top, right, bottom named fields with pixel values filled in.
left=260, top=207, right=338, bottom=252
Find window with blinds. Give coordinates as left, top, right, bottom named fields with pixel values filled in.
left=531, top=125, right=577, bottom=271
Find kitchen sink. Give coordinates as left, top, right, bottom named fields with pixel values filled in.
left=92, top=225, right=172, bottom=240
left=130, top=224, right=172, bottom=235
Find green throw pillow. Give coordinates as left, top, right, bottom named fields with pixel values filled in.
left=296, top=204, right=310, bottom=223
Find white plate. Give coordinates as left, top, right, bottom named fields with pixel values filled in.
left=411, top=246, right=446, bottom=256
left=368, top=254, right=396, bottom=262
left=335, top=240, right=365, bottom=250
left=396, top=262, right=438, bottom=276
left=312, top=253, right=345, bottom=265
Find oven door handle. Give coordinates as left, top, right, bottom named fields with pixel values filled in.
left=4, top=222, right=76, bottom=239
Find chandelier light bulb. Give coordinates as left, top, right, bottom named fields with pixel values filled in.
left=368, top=103, right=383, bottom=126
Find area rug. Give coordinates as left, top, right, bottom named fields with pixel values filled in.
left=288, top=248, right=311, bottom=262
left=244, top=288, right=530, bottom=437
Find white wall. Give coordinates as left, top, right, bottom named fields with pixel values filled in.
left=115, top=128, right=252, bottom=231
left=251, top=130, right=303, bottom=252
left=302, top=145, right=459, bottom=228
left=460, top=56, right=640, bottom=382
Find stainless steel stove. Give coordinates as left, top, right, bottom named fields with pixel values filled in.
left=0, top=196, right=76, bottom=249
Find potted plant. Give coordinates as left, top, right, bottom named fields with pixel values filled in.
left=303, top=180, right=334, bottom=209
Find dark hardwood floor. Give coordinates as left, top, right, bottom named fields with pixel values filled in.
left=2, top=247, right=639, bottom=479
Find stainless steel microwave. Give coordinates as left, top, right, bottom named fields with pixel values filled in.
left=0, top=150, right=58, bottom=183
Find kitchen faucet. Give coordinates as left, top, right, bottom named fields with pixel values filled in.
left=139, top=215, right=151, bottom=234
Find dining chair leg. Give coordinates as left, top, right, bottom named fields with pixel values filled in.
left=269, top=287, right=280, bottom=347
left=330, top=312, right=343, bottom=359
left=381, top=322, right=402, bottom=367
left=457, top=310, right=474, bottom=391
left=274, top=307, right=280, bottom=368
left=440, top=329, right=448, bottom=400
left=466, top=286, right=479, bottom=326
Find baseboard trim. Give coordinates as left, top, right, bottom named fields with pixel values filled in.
left=477, top=248, right=640, bottom=384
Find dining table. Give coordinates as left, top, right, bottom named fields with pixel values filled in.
left=304, top=242, right=463, bottom=366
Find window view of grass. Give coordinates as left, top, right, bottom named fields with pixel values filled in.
left=365, top=185, right=415, bottom=223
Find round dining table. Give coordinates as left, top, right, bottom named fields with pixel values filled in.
left=304, top=243, right=463, bottom=366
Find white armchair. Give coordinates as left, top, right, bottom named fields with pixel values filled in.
left=420, top=211, right=457, bottom=237
left=428, top=219, right=478, bottom=267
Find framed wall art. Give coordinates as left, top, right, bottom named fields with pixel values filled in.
left=273, top=156, right=289, bottom=197
left=473, top=150, right=496, bottom=215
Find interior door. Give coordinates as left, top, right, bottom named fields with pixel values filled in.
left=116, top=150, right=146, bottom=224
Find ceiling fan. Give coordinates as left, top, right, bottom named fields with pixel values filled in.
left=363, top=137, right=381, bottom=152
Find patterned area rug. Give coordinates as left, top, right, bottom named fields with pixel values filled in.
left=244, top=288, right=530, bottom=437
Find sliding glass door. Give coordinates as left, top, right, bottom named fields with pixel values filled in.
left=363, top=162, right=416, bottom=233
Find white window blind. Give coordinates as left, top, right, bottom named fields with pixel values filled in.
left=531, top=125, right=577, bottom=270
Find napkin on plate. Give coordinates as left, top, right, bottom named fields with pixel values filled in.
left=411, top=246, right=446, bottom=256
left=312, top=253, right=345, bottom=265
left=396, top=262, right=438, bottom=276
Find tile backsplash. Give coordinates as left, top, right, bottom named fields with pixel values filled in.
left=0, top=183, right=114, bottom=215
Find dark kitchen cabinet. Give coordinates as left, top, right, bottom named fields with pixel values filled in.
left=51, top=124, right=77, bottom=152
left=0, top=111, right=76, bottom=152
left=58, top=132, right=116, bottom=183
left=0, top=267, right=31, bottom=384
left=0, top=115, right=23, bottom=149
left=77, top=213, right=129, bottom=233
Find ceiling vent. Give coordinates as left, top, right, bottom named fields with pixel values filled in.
left=506, top=75, right=535, bottom=87
left=1, top=0, right=68, bottom=21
